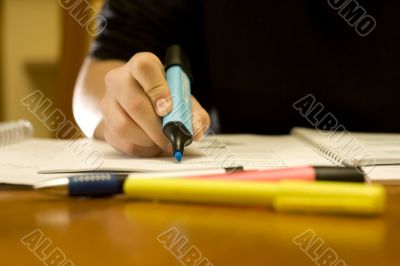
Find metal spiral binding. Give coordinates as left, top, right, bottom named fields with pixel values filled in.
left=0, top=120, right=33, bottom=147
left=293, top=128, right=346, bottom=166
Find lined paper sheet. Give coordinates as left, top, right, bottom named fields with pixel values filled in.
left=38, top=135, right=333, bottom=174
left=292, top=128, right=400, bottom=166
left=363, top=165, right=400, bottom=185
left=2, top=135, right=399, bottom=185
left=0, top=138, right=71, bottom=185
left=354, top=133, right=400, bottom=164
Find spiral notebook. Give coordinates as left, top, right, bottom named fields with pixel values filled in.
left=291, top=127, right=400, bottom=167
left=1, top=120, right=400, bottom=185
left=0, top=120, right=69, bottom=185
left=37, top=128, right=400, bottom=184
left=0, top=120, right=34, bottom=147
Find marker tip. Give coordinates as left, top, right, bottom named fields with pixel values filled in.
left=174, top=151, right=183, bottom=162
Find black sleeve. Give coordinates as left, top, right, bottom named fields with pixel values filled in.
left=89, top=0, right=213, bottom=110
left=90, top=0, right=202, bottom=62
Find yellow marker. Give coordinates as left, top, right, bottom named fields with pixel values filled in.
left=123, top=178, right=385, bottom=216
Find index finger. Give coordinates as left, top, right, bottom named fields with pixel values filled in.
left=127, top=52, right=172, bottom=116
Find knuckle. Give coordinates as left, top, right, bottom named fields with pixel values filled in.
left=105, top=69, right=130, bottom=95
left=135, top=52, right=159, bottom=62
left=126, top=96, right=147, bottom=113
left=104, top=69, right=119, bottom=88
left=131, top=52, right=157, bottom=74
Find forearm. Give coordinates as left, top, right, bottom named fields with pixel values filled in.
left=73, top=57, right=125, bottom=138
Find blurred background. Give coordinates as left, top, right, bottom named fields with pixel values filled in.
left=0, top=0, right=103, bottom=137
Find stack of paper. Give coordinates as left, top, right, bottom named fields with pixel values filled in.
left=1, top=131, right=400, bottom=185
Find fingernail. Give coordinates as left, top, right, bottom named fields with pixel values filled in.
left=156, top=98, right=172, bottom=116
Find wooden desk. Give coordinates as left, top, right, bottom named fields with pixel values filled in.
left=1, top=187, right=399, bottom=266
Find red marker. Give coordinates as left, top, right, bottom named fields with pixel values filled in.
left=190, top=166, right=365, bottom=183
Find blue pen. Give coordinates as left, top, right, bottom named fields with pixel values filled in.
left=34, top=173, right=127, bottom=197
left=162, top=45, right=193, bottom=162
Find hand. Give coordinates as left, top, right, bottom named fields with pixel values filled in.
left=97, top=52, right=210, bottom=157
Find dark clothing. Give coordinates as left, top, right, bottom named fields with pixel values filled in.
left=90, top=0, right=400, bottom=134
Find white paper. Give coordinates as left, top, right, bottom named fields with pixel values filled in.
left=4, top=134, right=400, bottom=185
left=38, top=135, right=333, bottom=175
left=292, top=127, right=400, bottom=166
left=0, top=138, right=73, bottom=185
left=363, top=165, right=400, bottom=185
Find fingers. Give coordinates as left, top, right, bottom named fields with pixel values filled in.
left=100, top=52, right=210, bottom=157
left=101, top=95, right=155, bottom=147
left=103, top=126, right=162, bottom=157
left=105, top=65, right=170, bottom=152
left=127, top=52, right=173, bottom=116
left=192, top=97, right=211, bottom=141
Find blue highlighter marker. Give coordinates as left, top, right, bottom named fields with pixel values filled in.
left=162, top=45, right=193, bottom=162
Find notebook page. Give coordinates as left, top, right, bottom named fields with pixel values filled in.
left=0, top=138, right=72, bottom=185
left=363, top=166, right=400, bottom=185
left=291, top=127, right=400, bottom=167
left=39, top=135, right=333, bottom=174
